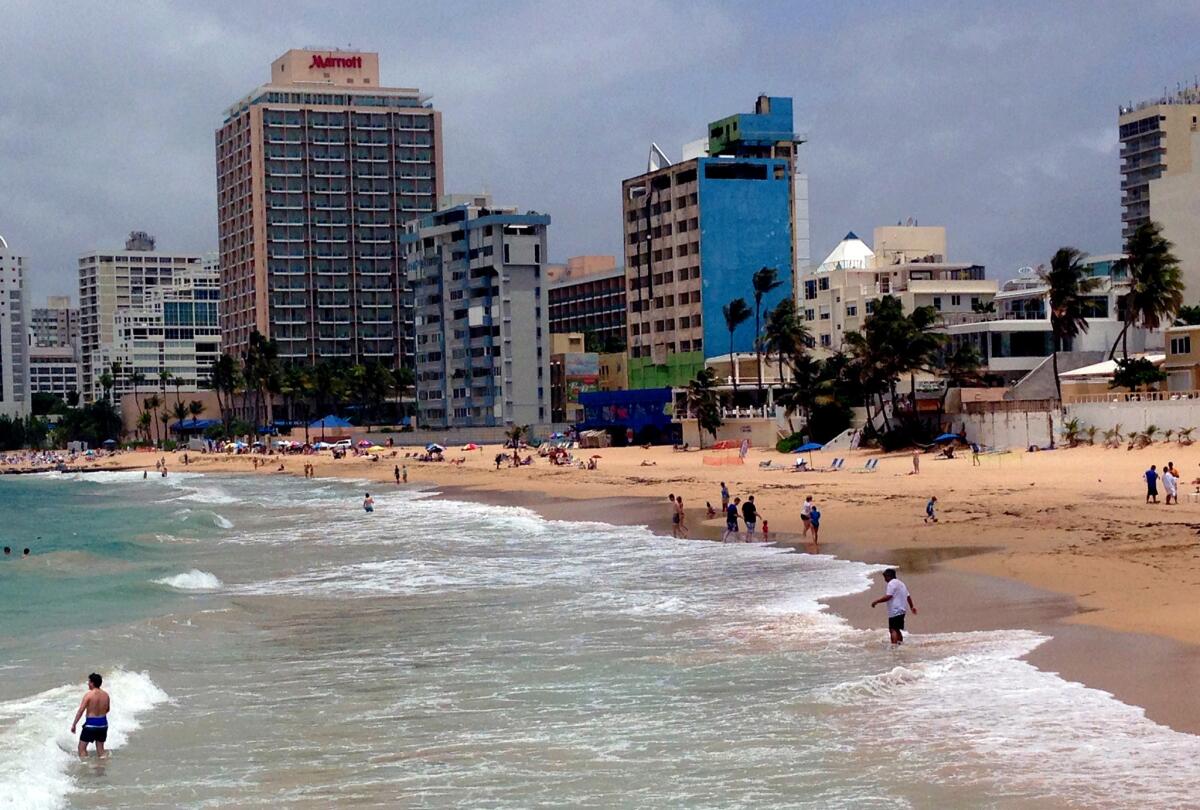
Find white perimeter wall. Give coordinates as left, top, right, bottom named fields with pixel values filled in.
left=1065, top=399, right=1200, bottom=434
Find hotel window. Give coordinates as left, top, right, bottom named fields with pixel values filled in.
left=951, top=295, right=961, bottom=306
left=820, top=334, right=831, bottom=347
left=1171, top=336, right=1191, bottom=355
left=819, top=306, right=830, bottom=321
left=818, top=277, right=830, bottom=291
left=865, top=300, right=876, bottom=314
left=933, top=297, right=942, bottom=310
left=846, top=304, right=857, bottom=317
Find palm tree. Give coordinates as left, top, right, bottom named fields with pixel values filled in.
left=188, top=400, right=205, bottom=421
left=1040, top=247, right=1102, bottom=404
left=762, top=298, right=810, bottom=389
left=159, top=410, right=172, bottom=446
left=145, top=394, right=162, bottom=445
left=129, top=371, right=146, bottom=422
left=137, top=410, right=152, bottom=444
left=721, top=298, right=752, bottom=398
left=98, top=372, right=114, bottom=403
left=172, top=401, right=188, bottom=437
left=685, top=367, right=723, bottom=449
left=751, top=267, right=783, bottom=400
left=1110, top=221, right=1184, bottom=360
left=209, top=353, right=240, bottom=432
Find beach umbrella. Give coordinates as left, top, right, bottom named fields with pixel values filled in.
left=357, top=440, right=373, bottom=448
left=366, top=445, right=387, bottom=454
left=462, top=443, right=480, bottom=451
left=792, top=441, right=823, bottom=466
left=933, top=433, right=961, bottom=443
left=426, top=443, right=445, bottom=453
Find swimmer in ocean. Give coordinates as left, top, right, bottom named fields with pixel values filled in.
left=71, top=672, right=110, bottom=760
left=363, top=493, right=374, bottom=513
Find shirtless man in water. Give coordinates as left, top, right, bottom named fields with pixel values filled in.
left=71, top=672, right=110, bottom=759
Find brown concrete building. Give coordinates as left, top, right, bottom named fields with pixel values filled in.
left=547, top=255, right=626, bottom=347
left=216, top=49, right=443, bottom=366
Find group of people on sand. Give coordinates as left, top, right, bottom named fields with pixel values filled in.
left=1145, top=461, right=1187, bottom=505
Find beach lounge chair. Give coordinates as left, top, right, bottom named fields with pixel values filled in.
left=822, top=457, right=844, bottom=472
left=758, top=459, right=774, bottom=469
left=852, top=458, right=879, bottom=473
left=789, top=458, right=809, bottom=472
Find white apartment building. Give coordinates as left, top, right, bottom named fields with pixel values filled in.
left=78, top=232, right=217, bottom=402
left=799, top=225, right=997, bottom=350
left=0, top=235, right=30, bottom=417
left=404, top=195, right=551, bottom=429
left=942, top=256, right=1161, bottom=382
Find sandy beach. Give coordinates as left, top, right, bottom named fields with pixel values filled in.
left=15, top=439, right=1200, bottom=733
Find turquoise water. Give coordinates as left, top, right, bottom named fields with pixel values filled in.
left=3, top=472, right=1200, bottom=809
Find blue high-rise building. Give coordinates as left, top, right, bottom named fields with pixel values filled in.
left=622, top=95, right=802, bottom=389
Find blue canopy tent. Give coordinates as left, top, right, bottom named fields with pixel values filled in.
left=933, top=433, right=961, bottom=443
left=309, top=414, right=352, bottom=440
left=171, top=418, right=222, bottom=435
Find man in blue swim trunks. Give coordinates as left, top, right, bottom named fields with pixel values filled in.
left=71, top=672, right=110, bottom=759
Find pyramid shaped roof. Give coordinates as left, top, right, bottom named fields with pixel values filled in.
left=819, top=231, right=875, bottom=272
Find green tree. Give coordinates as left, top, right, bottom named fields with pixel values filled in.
left=1109, top=357, right=1166, bottom=392
left=188, top=400, right=205, bottom=421
left=137, top=410, right=152, bottom=444
left=762, top=297, right=810, bottom=390
left=685, top=367, right=724, bottom=449
left=721, top=298, right=752, bottom=398
left=208, top=353, right=240, bottom=432
left=1175, top=304, right=1200, bottom=326
left=751, top=267, right=783, bottom=401
left=1040, top=248, right=1102, bottom=403
left=65, top=389, right=80, bottom=408
left=98, top=371, right=114, bottom=402
left=1111, top=221, right=1184, bottom=360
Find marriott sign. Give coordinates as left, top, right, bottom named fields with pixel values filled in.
left=309, top=54, right=363, bottom=70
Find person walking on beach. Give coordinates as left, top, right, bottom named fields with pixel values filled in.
left=1146, top=465, right=1160, bottom=504
left=801, top=495, right=814, bottom=537
left=71, top=672, right=110, bottom=760
left=669, top=494, right=681, bottom=537
left=741, top=495, right=758, bottom=542
left=1163, top=464, right=1178, bottom=505
left=925, top=496, right=938, bottom=523
left=402, top=465, right=408, bottom=484
left=363, top=493, right=375, bottom=513
left=676, top=496, right=689, bottom=538
left=723, top=497, right=741, bottom=542
left=720, top=482, right=729, bottom=511
left=809, top=505, right=821, bottom=546
left=871, top=569, right=916, bottom=645
left=911, top=450, right=920, bottom=475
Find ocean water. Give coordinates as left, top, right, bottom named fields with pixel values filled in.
left=1, top=472, right=1199, bottom=809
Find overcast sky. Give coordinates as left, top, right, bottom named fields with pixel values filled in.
left=2, top=1, right=1198, bottom=301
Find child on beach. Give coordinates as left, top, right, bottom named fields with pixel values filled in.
left=925, top=496, right=938, bottom=523
left=809, top=506, right=821, bottom=545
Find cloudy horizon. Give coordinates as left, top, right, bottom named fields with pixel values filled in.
left=1, top=0, right=1198, bottom=301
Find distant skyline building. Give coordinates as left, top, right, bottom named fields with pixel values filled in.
left=29, top=295, right=79, bottom=350
left=404, top=195, right=550, bottom=429
left=1118, top=84, right=1200, bottom=291
left=547, top=255, right=626, bottom=347
left=215, top=48, right=443, bottom=367
left=622, top=95, right=801, bottom=388
left=0, top=234, right=30, bottom=417
left=28, top=294, right=81, bottom=401
left=77, top=233, right=211, bottom=402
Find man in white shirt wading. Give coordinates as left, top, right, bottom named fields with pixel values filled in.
left=871, top=568, right=917, bottom=645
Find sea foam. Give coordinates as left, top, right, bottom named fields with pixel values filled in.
left=155, top=570, right=223, bottom=590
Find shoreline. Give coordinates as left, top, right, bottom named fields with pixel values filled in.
left=10, top=442, right=1200, bottom=735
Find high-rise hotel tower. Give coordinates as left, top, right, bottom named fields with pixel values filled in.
left=216, top=49, right=443, bottom=366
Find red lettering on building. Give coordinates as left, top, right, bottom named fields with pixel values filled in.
left=308, top=54, right=363, bottom=70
